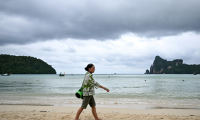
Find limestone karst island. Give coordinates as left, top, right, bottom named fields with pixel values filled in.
left=0, top=54, right=56, bottom=74
left=145, top=56, right=200, bottom=74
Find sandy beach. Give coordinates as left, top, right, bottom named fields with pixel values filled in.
left=0, top=105, right=200, bottom=120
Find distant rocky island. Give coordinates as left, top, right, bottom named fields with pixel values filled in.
left=145, top=56, right=200, bottom=74
left=0, top=54, right=56, bottom=74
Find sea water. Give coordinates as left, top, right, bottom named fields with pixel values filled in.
left=0, top=74, right=200, bottom=109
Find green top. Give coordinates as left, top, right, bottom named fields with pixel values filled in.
left=82, top=72, right=101, bottom=96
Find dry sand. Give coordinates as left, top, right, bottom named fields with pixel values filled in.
left=0, top=105, right=200, bottom=120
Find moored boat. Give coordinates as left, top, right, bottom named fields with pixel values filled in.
left=59, top=72, right=65, bottom=76
left=1, top=73, right=11, bottom=76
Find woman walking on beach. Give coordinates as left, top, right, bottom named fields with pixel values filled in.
left=75, top=63, right=109, bottom=120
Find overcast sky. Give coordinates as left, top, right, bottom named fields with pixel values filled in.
left=0, top=0, right=200, bottom=74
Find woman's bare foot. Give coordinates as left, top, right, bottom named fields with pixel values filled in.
left=95, top=118, right=102, bottom=120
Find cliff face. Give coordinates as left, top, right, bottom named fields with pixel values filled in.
left=0, top=54, right=56, bottom=74
left=149, top=56, right=200, bottom=74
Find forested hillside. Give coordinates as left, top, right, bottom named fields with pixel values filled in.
left=148, top=56, right=200, bottom=74
left=0, top=54, right=56, bottom=74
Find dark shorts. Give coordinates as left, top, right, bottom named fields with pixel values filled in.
left=81, top=96, right=96, bottom=109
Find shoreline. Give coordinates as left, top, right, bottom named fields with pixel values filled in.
left=1, top=103, right=200, bottom=110
left=0, top=105, right=200, bottom=120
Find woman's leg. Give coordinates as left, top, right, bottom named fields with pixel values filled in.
left=74, top=107, right=84, bottom=120
left=75, top=96, right=91, bottom=119
left=92, top=106, right=102, bottom=120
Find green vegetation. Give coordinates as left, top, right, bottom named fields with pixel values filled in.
left=149, top=56, right=200, bottom=74
left=0, top=54, right=56, bottom=74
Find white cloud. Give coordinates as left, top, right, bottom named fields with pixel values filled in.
left=1, top=32, right=200, bottom=74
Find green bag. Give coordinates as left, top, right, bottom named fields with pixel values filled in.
left=75, top=73, right=89, bottom=99
left=75, top=87, right=83, bottom=99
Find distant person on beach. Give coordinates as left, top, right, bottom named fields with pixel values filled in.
left=75, top=63, right=109, bottom=120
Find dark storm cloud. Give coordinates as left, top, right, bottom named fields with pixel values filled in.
left=0, top=0, right=200, bottom=45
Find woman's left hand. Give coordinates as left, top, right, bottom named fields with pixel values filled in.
left=105, top=88, right=109, bottom=92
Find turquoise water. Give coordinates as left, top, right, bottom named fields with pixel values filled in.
left=0, top=74, right=200, bottom=109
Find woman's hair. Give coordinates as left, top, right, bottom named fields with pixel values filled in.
left=85, top=63, right=94, bottom=71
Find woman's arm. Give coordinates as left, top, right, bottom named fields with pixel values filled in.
left=100, top=85, right=109, bottom=92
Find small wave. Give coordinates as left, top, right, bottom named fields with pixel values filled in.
left=122, top=86, right=148, bottom=88
left=22, top=83, right=32, bottom=84
left=0, top=86, right=14, bottom=87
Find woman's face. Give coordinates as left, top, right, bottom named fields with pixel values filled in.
left=88, top=65, right=95, bottom=73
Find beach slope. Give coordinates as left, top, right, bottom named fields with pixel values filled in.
left=0, top=105, right=200, bottom=120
